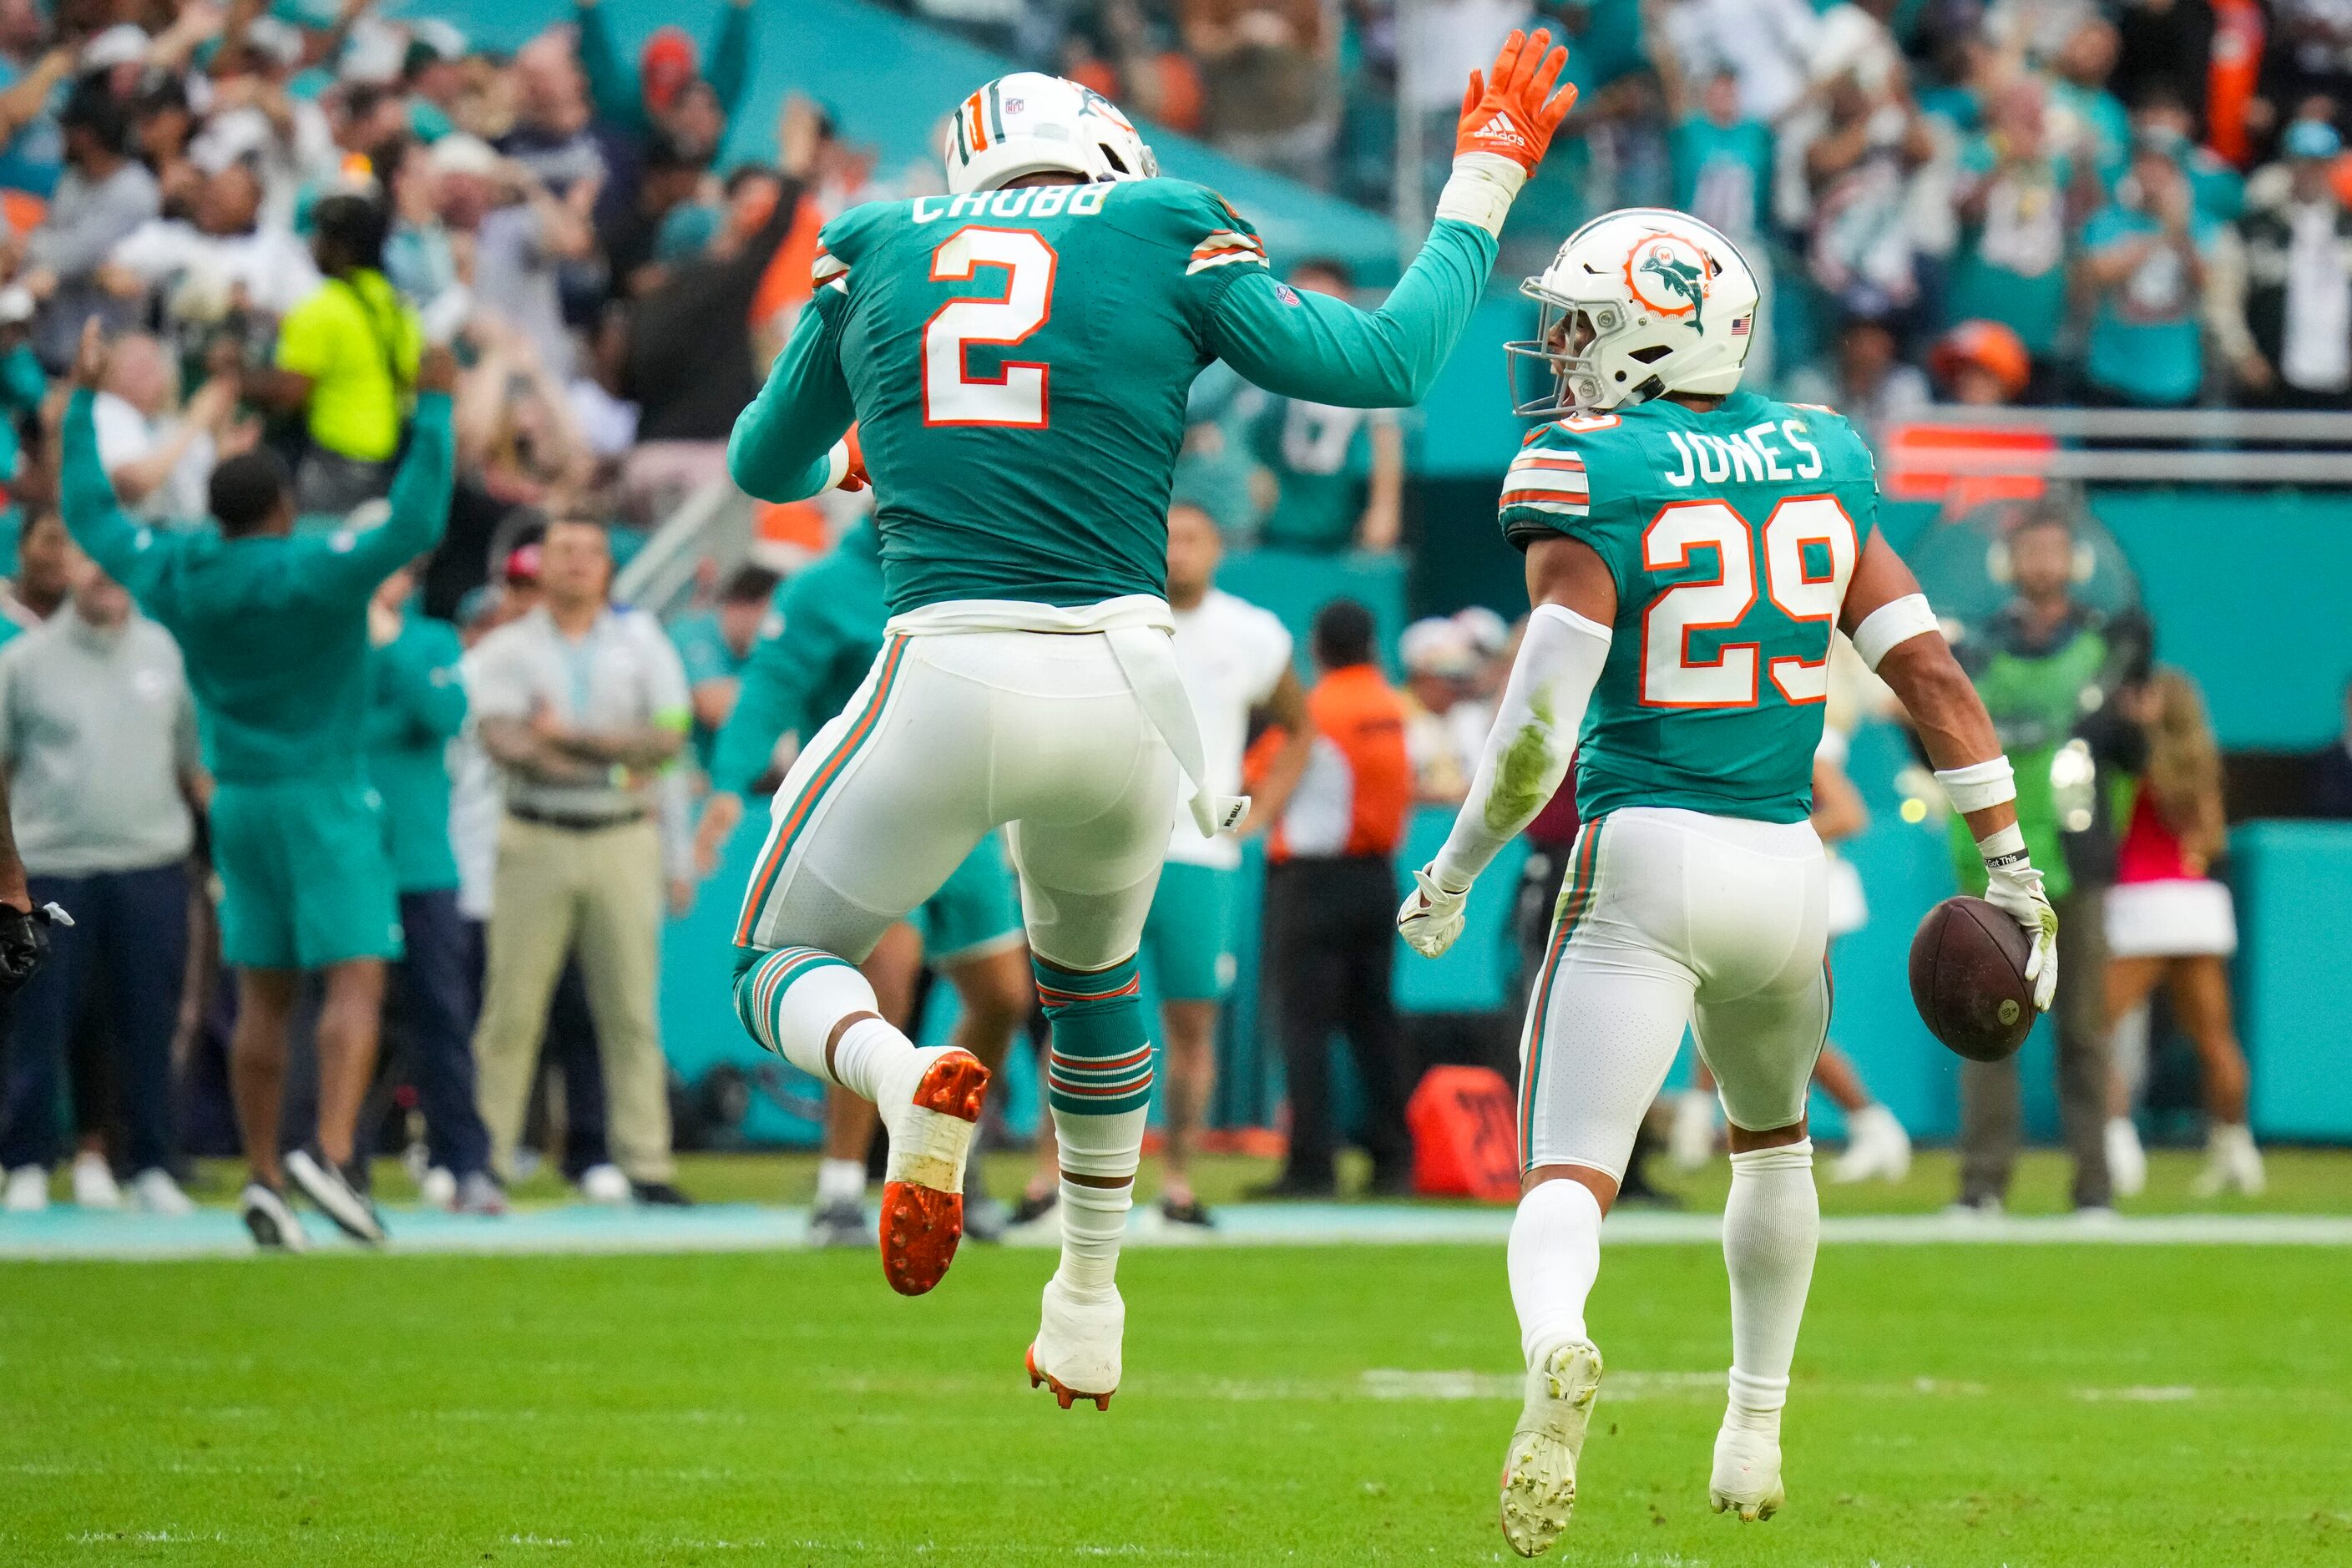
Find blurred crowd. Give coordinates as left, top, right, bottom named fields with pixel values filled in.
left=927, top=0, right=2352, bottom=413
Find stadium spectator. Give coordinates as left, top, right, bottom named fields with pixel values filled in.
left=672, top=562, right=778, bottom=769
left=18, top=80, right=159, bottom=367
left=58, top=324, right=459, bottom=1250
left=1, top=508, right=67, bottom=634
left=468, top=517, right=691, bottom=1206
left=498, top=32, right=613, bottom=209
left=366, top=563, right=500, bottom=1216
left=1648, top=8, right=1773, bottom=246
left=0, top=22, right=72, bottom=203
left=1247, top=260, right=1403, bottom=553
left=89, top=332, right=239, bottom=525
left=1946, top=506, right=2127, bottom=1216
left=1783, top=316, right=1929, bottom=450
left=427, top=134, right=599, bottom=381
left=575, top=0, right=755, bottom=152
left=99, top=160, right=321, bottom=331
left=2218, top=118, right=2352, bottom=407
left=1257, top=598, right=1414, bottom=1199
left=245, top=193, right=422, bottom=513
left=1181, top=0, right=1340, bottom=188
left=0, top=546, right=202, bottom=1216
left=1776, top=6, right=1930, bottom=322
left=1655, top=0, right=1819, bottom=124
left=1948, top=75, right=2079, bottom=388
left=1063, top=1, right=1206, bottom=138
left=2078, top=133, right=2217, bottom=407
left=451, top=314, right=594, bottom=521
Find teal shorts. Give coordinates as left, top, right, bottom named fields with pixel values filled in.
left=1139, top=860, right=1238, bottom=1003
left=914, top=834, right=1024, bottom=966
left=211, top=778, right=404, bottom=970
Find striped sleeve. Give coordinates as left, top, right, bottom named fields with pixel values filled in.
left=1186, top=228, right=1267, bottom=276
left=1499, top=443, right=1589, bottom=518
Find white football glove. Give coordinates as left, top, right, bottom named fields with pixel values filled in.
left=1981, top=859, right=2059, bottom=1013
left=1397, top=866, right=1471, bottom=959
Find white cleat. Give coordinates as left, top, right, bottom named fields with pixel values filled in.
left=1498, top=1340, right=1604, bottom=1558
left=71, top=1151, right=122, bottom=1209
left=2193, top=1123, right=2264, bottom=1197
left=2106, top=1117, right=2147, bottom=1199
left=1667, top=1090, right=1717, bottom=1171
left=1026, top=1278, right=1123, bottom=1411
left=1709, top=1423, right=1785, bottom=1521
left=4, top=1164, right=49, bottom=1212
left=1830, top=1104, right=1912, bottom=1185
left=129, top=1168, right=195, bottom=1216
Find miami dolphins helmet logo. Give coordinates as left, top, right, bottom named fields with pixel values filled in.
left=1624, top=233, right=1711, bottom=329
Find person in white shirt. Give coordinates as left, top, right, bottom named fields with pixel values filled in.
left=102, top=160, right=321, bottom=324
left=1017, top=503, right=1311, bottom=1227
left=89, top=332, right=238, bottom=524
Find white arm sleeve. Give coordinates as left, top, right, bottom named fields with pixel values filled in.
left=1429, top=603, right=1611, bottom=889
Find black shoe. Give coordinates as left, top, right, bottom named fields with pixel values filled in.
left=284, top=1149, right=386, bottom=1245
left=631, top=1181, right=693, bottom=1207
left=808, top=1196, right=870, bottom=1247
left=238, top=1181, right=307, bottom=1252
left=1159, top=1195, right=1216, bottom=1228
left=1009, top=1188, right=1059, bottom=1226
left=1245, top=1174, right=1337, bottom=1201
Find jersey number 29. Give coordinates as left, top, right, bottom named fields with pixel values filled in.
left=924, top=227, right=1057, bottom=427
left=1639, top=497, right=1859, bottom=709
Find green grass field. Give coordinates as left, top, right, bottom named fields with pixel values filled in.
left=6, top=1186, right=2350, bottom=1565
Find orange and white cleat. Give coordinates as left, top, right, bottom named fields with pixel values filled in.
left=876, top=1047, right=991, bottom=1297
left=1026, top=1278, right=1122, bottom=1411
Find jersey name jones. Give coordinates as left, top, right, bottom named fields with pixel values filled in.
left=1662, top=421, right=1823, bottom=488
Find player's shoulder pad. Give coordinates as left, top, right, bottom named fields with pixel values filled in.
left=812, top=200, right=913, bottom=291
left=1773, top=399, right=1877, bottom=478
left=1110, top=178, right=1267, bottom=276
left=1499, top=413, right=1631, bottom=524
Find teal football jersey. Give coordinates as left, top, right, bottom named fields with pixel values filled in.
left=729, top=178, right=1497, bottom=618
left=1497, top=389, right=1879, bottom=824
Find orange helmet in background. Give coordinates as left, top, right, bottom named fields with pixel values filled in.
left=1928, top=320, right=2031, bottom=402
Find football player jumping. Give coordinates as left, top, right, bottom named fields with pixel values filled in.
left=1396, top=210, right=2060, bottom=1554
left=725, top=36, right=1576, bottom=1408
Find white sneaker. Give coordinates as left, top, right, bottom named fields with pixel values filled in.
left=577, top=1163, right=632, bottom=1205
left=1498, top=1339, right=1604, bottom=1557
left=1667, top=1090, right=1717, bottom=1171
left=71, top=1151, right=121, bottom=1209
left=129, top=1168, right=195, bottom=1216
left=1709, top=1420, right=1785, bottom=1522
left=239, top=1181, right=307, bottom=1252
left=417, top=1166, right=458, bottom=1211
left=4, top=1164, right=48, bottom=1212
left=1026, top=1277, right=1123, bottom=1411
left=2106, top=1117, right=2147, bottom=1198
left=875, top=1046, right=991, bottom=1297
left=1829, top=1105, right=1912, bottom=1185
left=2193, top=1123, right=2264, bottom=1197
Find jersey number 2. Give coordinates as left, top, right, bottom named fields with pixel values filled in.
left=1639, top=497, right=1858, bottom=708
left=924, top=227, right=1057, bottom=427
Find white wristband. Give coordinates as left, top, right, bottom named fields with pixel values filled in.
left=1936, top=756, right=2016, bottom=816
left=1434, top=153, right=1526, bottom=237
left=1851, top=593, right=1940, bottom=670
left=822, top=440, right=852, bottom=492
left=1975, top=822, right=2030, bottom=875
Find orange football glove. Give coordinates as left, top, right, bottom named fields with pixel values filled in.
left=836, top=424, right=870, bottom=493
left=1454, top=28, right=1576, bottom=176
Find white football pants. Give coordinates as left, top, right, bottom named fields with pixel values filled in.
left=733, top=630, right=1180, bottom=972
left=1520, top=807, right=1831, bottom=1178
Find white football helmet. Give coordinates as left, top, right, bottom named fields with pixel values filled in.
left=943, top=73, right=1157, bottom=195
left=1507, top=209, right=1760, bottom=416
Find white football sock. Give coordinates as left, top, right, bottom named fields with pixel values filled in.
left=1508, top=1176, right=1604, bottom=1365
left=815, top=1157, right=866, bottom=1207
left=1050, top=1106, right=1145, bottom=1302
left=1722, top=1140, right=1818, bottom=1437
left=736, top=948, right=916, bottom=1100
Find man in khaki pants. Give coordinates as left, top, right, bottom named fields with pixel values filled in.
left=469, top=518, right=692, bottom=1202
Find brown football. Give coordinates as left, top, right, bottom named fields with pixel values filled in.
left=1908, top=896, right=2036, bottom=1063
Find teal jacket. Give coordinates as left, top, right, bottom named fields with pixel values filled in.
left=575, top=0, right=751, bottom=147
left=706, top=522, right=887, bottom=797
left=365, top=610, right=468, bottom=892
left=60, top=388, right=456, bottom=786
